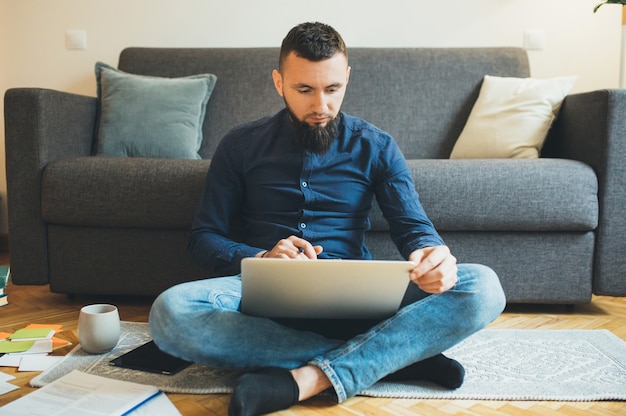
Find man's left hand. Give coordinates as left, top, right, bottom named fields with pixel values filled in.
left=408, top=245, right=458, bottom=294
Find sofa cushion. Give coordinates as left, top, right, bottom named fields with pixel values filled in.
left=42, top=157, right=210, bottom=228
left=44, top=158, right=597, bottom=234
left=370, top=159, right=598, bottom=232
left=95, top=62, right=217, bottom=159
left=450, top=75, right=576, bottom=159
left=118, top=47, right=531, bottom=160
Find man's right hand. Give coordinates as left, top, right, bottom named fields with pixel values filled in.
left=258, top=236, right=323, bottom=259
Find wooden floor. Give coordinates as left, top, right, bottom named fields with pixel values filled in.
left=0, top=252, right=624, bottom=415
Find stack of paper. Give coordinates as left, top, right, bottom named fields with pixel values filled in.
left=0, top=370, right=181, bottom=415
left=0, top=324, right=71, bottom=372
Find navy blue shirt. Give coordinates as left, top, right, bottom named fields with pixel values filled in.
left=188, top=109, right=444, bottom=275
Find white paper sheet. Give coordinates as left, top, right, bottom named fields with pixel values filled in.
left=0, top=371, right=16, bottom=382
left=0, top=371, right=18, bottom=396
left=0, top=355, right=22, bottom=367
left=18, top=355, right=64, bottom=372
left=0, top=370, right=160, bottom=415
left=0, top=381, right=19, bottom=396
left=126, top=391, right=181, bottom=415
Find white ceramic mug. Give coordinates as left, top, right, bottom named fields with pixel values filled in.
left=77, top=304, right=121, bottom=354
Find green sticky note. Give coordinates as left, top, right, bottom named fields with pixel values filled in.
left=9, top=328, right=55, bottom=340
left=0, top=339, right=35, bottom=353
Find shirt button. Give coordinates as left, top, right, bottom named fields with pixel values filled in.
left=300, top=223, right=307, bottom=229
left=301, top=181, right=308, bottom=188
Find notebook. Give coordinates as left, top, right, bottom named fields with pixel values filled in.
left=240, top=258, right=415, bottom=319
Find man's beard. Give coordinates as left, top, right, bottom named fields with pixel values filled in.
left=287, top=108, right=339, bottom=155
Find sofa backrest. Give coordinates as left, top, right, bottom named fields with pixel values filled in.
left=119, top=47, right=529, bottom=160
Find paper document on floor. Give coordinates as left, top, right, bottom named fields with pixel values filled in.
left=0, top=369, right=179, bottom=415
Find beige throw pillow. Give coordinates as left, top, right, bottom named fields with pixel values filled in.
left=450, top=75, right=576, bottom=159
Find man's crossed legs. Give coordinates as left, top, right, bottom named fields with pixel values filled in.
left=149, top=264, right=505, bottom=415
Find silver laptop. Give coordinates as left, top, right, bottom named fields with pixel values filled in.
left=240, top=258, right=415, bottom=319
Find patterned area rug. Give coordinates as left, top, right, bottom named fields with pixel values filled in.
left=32, top=322, right=626, bottom=401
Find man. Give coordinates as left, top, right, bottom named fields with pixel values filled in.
left=149, top=22, right=506, bottom=416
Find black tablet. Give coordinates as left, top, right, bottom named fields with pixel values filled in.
left=109, top=341, right=192, bottom=375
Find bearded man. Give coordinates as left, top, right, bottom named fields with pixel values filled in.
left=149, top=22, right=506, bottom=416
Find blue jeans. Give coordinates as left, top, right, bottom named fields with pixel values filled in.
left=149, top=263, right=505, bottom=402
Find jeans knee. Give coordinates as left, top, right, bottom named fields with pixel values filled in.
left=457, top=264, right=506, bottom=330
left=149, top=287, right=186, bottom=353
left=149, top=293, right=168, bottom=342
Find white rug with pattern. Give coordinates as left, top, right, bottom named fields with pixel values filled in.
left=32, top=322, right=626, bottom=401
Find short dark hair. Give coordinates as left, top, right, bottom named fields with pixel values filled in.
left=279, top=22, right=347, bottom=70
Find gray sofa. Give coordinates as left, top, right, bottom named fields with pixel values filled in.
left=4, top=47, right=625, bottom=303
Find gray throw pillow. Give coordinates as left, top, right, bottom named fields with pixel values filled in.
left=95, top=62, right=217, bottom=159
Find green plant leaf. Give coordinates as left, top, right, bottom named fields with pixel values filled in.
left=595, top=0, right=626, bottom=12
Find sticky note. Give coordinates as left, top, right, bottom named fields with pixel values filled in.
left=9, top=328, right=55, bottom=341
left=26, top=323, right=63, bottom=331
left=0, top=340, right=35, bottom=353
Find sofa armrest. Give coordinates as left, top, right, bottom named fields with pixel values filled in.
left=544, top=89, right=626, bottom=296
left=4, top=88, right=97, bottom=285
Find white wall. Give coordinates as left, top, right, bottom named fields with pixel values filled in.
left=0, top=0, right=622, bottom=240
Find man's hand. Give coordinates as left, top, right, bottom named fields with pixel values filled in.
left=259, top=236, right=323, bottom=259
left=408, top=245, right=458, bottom=294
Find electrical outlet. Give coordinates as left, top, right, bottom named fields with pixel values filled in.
left=65, top=30, right=87, bottom=50
left=524, top=30, right=545, bottom=51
